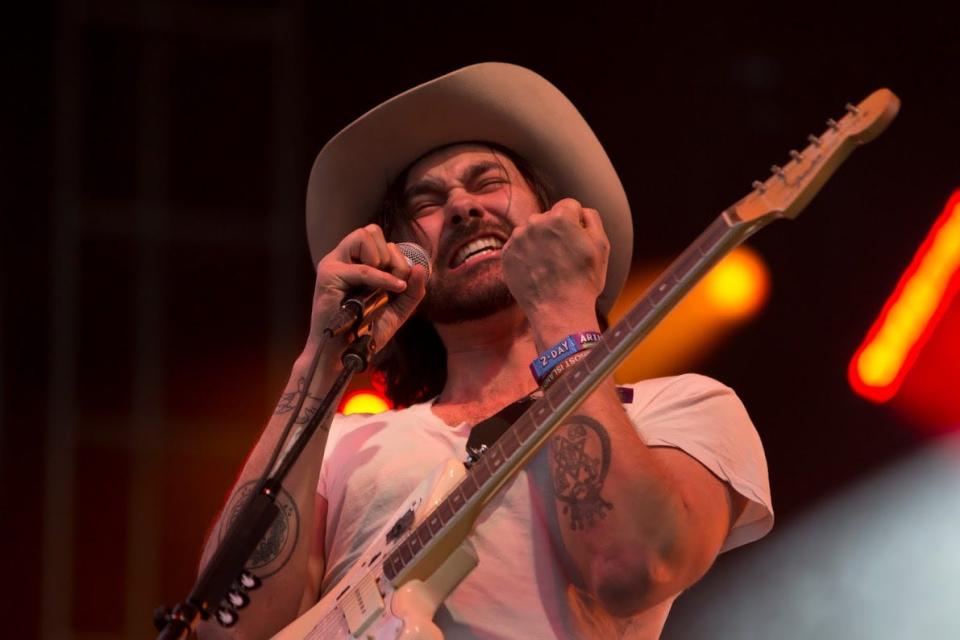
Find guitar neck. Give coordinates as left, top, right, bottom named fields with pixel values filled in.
left=382, top=209, right=768, bottom=586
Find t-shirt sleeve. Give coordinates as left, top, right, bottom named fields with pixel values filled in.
left=623, top=374, right=774, bottom=552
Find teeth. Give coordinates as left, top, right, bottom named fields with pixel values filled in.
left=452, top=236, right=503, bottom=267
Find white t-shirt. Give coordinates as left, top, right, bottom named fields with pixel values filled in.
left=317, top=374, right=774, bottom=639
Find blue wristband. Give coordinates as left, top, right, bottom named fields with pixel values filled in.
left=530, top=331, right=602, bottom=382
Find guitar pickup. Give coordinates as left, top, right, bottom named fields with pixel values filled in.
left=341, top=575, right=385, bottom=637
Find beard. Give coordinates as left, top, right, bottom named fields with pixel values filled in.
left=418, top=259, right=516, bottom=324
left=416, top=218, right=517, bottom=325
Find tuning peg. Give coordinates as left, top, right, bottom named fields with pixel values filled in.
left=751, top=180, right=766, bottom=193
left=238, top=571, right=261, bottom=590
left=807, top=134, right=822, bottom=147
left=826, top=118, right=839, bottom=131
left=845, top=102, right=860, bottom=115
left=770, top=165, right=786, bottom=180
left=789, top=150, right=803, bottom=162
left=216, top=606, right=239, bottom=627
left=226, top=589, right=251, bottom=609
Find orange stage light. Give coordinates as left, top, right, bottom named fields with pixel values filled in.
left=849, top=190, right=960, bottom=403
left=340, top=389, right=392, bottom=415
left=703, top=247, right=770, bottom=319
left=612, top=245, right=770, bottom=382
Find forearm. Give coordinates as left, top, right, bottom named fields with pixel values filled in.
left=529, top=315, right=691, bottom=615
left=196, top=342, right=337, bottom=639
left=547, top=382, right=689, bottom=614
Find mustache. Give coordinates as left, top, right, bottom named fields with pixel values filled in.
left=437, top=219, right=514, bottom=265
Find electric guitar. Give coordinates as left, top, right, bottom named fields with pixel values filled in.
left=274, top=88, right=900, bottom=639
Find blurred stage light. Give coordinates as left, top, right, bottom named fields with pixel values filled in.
left=849, top=190, right=960, bottom=402
left=612, top=245, right=770, bottom=382
left=340, top=390, right=391, bottom=415
left=703, top=246, right=770, bottom=318
left=664, top=432, right=960, bottom=639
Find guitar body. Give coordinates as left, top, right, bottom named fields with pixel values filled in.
left=273, top=459, right=478, bottom=639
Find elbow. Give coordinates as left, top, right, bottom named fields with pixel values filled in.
left=589, top=542, right=692, bottom=617
left=591, top=555, right=663, bottom=617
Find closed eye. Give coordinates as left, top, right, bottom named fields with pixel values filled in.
left=410, top=199, right=442, bottom=216
left=475, top=178, right=507, bottom=193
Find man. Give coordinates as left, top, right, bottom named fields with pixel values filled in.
left=198, top=63, right=773, bottom=639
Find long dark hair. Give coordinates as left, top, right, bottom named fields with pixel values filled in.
left=369, top=143, right=554, bottom=407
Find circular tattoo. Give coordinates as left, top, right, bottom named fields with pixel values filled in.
left=551, top=417, right=614, bottom=531
left=221, top=480, right=300, bottom=578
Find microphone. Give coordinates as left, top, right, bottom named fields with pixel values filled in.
left=325, top=242, right=432, bottom=337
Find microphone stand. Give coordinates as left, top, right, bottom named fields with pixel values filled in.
left=155, top=327, right=377, bottom=639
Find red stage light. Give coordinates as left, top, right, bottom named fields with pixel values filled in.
left=849, top=190, right=960, bottom=403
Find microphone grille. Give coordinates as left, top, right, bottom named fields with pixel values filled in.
left=396, top=242, right=432, bottom=279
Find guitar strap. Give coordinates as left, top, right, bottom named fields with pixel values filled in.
left=463, top=386, right=634, bottom=467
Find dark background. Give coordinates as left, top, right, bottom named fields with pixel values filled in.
left=4, top=2, right=959, bottom=638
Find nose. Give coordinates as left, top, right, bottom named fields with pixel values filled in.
left=446, top=190, right=485, bottom=226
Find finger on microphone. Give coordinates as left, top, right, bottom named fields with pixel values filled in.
left=385, top=242, right=412, bottom=280
left=391, top=264, right=428, bottom=318
left=336, top=263, right=408, bottom=292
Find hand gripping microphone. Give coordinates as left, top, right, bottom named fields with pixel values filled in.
left=325, top=242, right=432, bottom=337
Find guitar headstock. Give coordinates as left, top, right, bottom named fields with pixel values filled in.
left=733, top=88, right=900, bottom=224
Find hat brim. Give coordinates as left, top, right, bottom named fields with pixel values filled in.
left=306, top=62, right=633, bottom=313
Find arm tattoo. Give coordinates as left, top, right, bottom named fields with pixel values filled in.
left=551, top=415, right=614, bottom=531
left=275, top=377, right=322, bottom=421
left=295, top=404, right=320, bottom=426
left=274, top=377, right=305, bottom=414
left=220, top=480, right=300, bottom=578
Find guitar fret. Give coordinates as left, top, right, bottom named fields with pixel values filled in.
left=399, top=543, right=413, bottom=563
left=703, top=214, right=732, bottom=246
left=621, top=298, right=653, bottom=332
left=487, top=445, right=505, bottom=471
left=500, top=428, right=521, bottom=456
left=438, top=500, right=454, bottom=522
left=408, top=534, right=422, bottom=553
left=542, top=382, right=567, bottom=411
left=460, top=473, right=479, bottom=499
left=558, top=369, right=579, bottom=395
left=417, top=524, right=431, bottom=545
left=648, top=279, right=670, bottom=305
left=672, top=245, right=704, bottom=283
left=472, top=459, right=493, bottom=485
left=530, top=405, right=550, bottom=428
left=427, top=513, right=442, bottom=534
left=384, top=554, right=402, bottom=580
left=514, top=416, right=536, bottom=441
left=449, top=487, right=466, bottom=511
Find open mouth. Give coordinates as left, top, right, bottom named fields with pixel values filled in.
left=449, top=235, right=505, bottom=269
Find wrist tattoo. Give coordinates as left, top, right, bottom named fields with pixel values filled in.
left=275, top=377, right=322, bottom=416
left=295, top=404, right=320, bottom=426
left=220, top=480, right=300, bottom=577
left=274, top=378, right=305, bottom=414
left=551, top=415, right=614, bottom=531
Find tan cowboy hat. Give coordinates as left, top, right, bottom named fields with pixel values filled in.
left=305, top=62, right=633, bottom=313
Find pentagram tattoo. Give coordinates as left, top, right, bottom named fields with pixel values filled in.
left=220, top=480, right=299, bottom=578
left=551, top=416, right=613, bottom=531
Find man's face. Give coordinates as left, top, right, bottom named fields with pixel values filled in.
left=398, top=143, right=544, bottom=324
